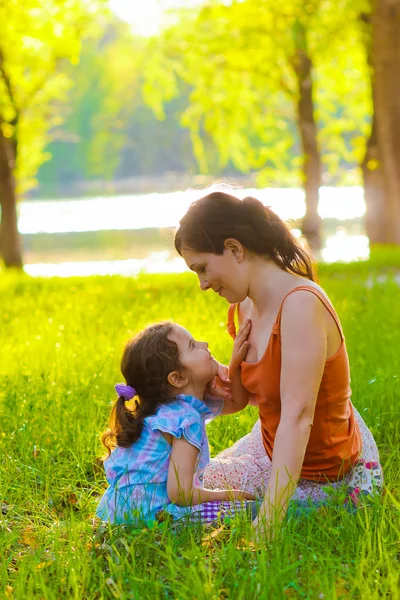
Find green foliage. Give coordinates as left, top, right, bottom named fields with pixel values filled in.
left=0, top=0, right=104, bottom=194
left=37, top=27, right=202, bottom=189
left=34, top=0, right=375, bottom=191
left=143, top=0, right=372, bottom=186
left=0, top=0, right=377, bottom=196
left=65, top=20, right=145, bottom=179
left=0, top=254, right=399, bottom=597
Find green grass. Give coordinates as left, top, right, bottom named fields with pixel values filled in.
left=0, top=255, right=399, bottom=599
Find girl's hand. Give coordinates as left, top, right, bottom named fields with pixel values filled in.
left=205, top=362, right=232, bottom=401
left=230, top=319, right=251, bottom=371
left=216, top=362, right=230, bottom=384
left=225, top=489, right=256, bottom=501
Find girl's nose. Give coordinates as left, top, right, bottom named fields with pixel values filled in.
left=200, top=278, right=211, bottom=291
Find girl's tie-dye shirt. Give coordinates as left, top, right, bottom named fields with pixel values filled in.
left=96, top=394, right=223, bottom=524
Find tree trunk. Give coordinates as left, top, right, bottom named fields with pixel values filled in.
left=361, top=109, right=388, bottom=243
left=359, top=12, right=387, bottom=244
left=372, top=0, right=400, bottom=244
left=293, top=48, right=322, bottom=250
left=0, top=128, right=23, bottom=268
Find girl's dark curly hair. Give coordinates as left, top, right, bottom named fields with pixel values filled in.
left=102, top=322, right=182, bottom=457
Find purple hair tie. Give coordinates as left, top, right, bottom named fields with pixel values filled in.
left=115, top=383, right=137, bottom=400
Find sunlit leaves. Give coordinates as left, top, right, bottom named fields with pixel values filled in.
left=143, top=0, right=372, bottom=186
left=0, top=0, right=105, bottom=194
left=83, top=22, right=145, bottom=178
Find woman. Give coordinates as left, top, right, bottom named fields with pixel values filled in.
left=175, top=191, right=383, bottom=538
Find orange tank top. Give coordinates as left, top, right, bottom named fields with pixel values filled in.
left=227, top=286, right=362, bottom=482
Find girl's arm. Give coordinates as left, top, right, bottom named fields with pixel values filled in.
left=253, top=292, right=327, bottom=539
left=167, top=437, right=254, bottom=505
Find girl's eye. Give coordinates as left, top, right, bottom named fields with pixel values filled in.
left=198, top=266, right=206, bottom=274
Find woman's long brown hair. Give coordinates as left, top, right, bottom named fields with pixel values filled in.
left=175, top=191, right=315, bottom=281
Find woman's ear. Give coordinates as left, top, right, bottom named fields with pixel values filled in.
left=167, top=371, right=188, bottom=389
left=224, top=238, right=245, bottom=262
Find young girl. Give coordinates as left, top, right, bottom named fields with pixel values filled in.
left=96, top=320, right=256, bottom=525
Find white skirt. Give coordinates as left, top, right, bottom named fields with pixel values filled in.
left=204, top=407, right=383, bottom=503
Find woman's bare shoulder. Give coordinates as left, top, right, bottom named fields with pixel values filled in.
left=237, top=277, right=332, bottom=323
left=289, top=278, right=331, bottom=303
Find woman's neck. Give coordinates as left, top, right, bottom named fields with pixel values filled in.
left=247, top=259, right=306, bottom=316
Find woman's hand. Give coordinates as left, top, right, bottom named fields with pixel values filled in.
left=230, top=319, right=251, bottom=372
left=251, top=513, right=276, bottom=545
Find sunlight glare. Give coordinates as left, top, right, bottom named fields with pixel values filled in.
left=109, top=0, right=204, bottom=36
left=18, top=187, right=366, bottom=235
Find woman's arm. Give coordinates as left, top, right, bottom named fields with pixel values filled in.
left=167, top=437, right=254, bottom=505
left=253, top=291, right=327, bottom=539
left=205, top=321, right=252, bottom=415
left=208, top=320, right=252, bottom=415
left=225, top=319, right=252, bottom=413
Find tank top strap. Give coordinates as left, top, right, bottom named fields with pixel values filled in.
left=274, top=285, right=344, bottom=339
left=227, top=304, right=238, bottom=339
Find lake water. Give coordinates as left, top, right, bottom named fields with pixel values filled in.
left=21, top=186, right=369, bottom=277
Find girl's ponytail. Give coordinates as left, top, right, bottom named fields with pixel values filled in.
left=102, top=396, right=143, bottom=458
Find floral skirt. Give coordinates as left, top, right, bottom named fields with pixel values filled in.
left=203, top=408, right=383, bottom=505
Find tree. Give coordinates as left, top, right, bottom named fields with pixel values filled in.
left=143, top=0, right=371, bottom=248
left=286, top=17, right=322, bottom=248
left=0, top=0, right=103, bottom=268
left=359, top=9, right=386, bottom=244
left=371, top=0, right=400, bottom=244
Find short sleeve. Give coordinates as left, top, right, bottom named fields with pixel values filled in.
left=203, top=396, right=224, bottom=423
left=147, top=407, right=203, bottom=451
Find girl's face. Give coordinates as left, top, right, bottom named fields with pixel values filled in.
left=181, top=244, right=249, bottom=304
left=168, top=325, right=218, bottom=385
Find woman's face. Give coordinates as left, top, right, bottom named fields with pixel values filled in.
left=181, top=245, right=249, bottom=304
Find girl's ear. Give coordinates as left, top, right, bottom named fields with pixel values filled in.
left=224, top=238, right=245, bottom=262
left=167, top=371, right=188, bottom=389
